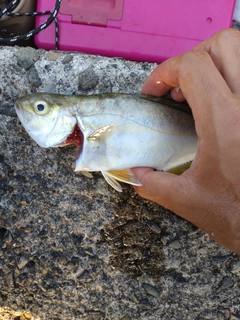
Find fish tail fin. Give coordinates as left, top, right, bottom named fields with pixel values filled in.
left=102, top=169, right=142, bottom=192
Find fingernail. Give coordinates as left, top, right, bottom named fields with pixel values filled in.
left=174, top=87, right=181, bottom=92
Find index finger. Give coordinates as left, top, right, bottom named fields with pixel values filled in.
left=142, top=50, right=233, bottom=119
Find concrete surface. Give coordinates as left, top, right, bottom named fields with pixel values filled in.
left=0, top=40, right=240, bottom=320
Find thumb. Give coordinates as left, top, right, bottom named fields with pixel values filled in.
left=132, top=167, right=194, bottom=214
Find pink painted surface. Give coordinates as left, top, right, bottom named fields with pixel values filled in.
left=35, top=0, right=236, bottom=63
left=60, top=0, right=124, bottom=26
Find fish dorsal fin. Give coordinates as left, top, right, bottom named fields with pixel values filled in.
left=102, top=169, right=142, bottom=192
left=166, top=161, right=192, bottom=175
left=137, top=94, right=192, bottom=115
left=88, top=124, right=116, bottom=142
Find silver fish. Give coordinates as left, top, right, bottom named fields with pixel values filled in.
left=15, top=93, right=197, bottom=191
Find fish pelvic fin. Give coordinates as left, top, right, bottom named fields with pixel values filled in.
left=102, top=169, right=142, bottom=192
left=88, top=124, right=116, bottom=142
left=102, top=171, right=123, bottom=192
left=166, top=161, right=192, bottom=175
left=81, top=171, right=93, bottom=178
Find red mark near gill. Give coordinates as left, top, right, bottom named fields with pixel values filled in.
left=65, top=124, right=83, bottom=147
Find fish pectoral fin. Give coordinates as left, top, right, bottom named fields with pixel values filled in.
left=102, top=169, right=142, bottom=192
left=88, top=124, right=116, bottom=142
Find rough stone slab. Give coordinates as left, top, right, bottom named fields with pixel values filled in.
left=0, top=44, right=239, bottom=320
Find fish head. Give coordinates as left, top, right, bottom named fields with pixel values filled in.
left=15, top=93, right=77, bottom=148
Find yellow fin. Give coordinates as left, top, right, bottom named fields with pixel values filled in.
left=102, top=171, right=123, bottom=192
left=107, top=169, right=142, bottom=186
left=102, top=169, right=142, bottom=192
left=167, top=161, right=192, bottom=175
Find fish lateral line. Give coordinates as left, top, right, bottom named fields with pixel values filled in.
left=80, top=111, right=188, bottom=137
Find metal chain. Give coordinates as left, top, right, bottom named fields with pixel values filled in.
left=0, top=0, right=62, bottom=49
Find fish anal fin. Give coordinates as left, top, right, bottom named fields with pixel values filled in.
left=88, top=124, right=116, bottom=142
left=166, top=161, right=192, bottom=175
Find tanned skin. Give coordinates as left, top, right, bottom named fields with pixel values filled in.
left=132, top=28, right=240, bottom=254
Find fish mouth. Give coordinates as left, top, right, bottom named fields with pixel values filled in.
left=58, top=124, right=84, bottom=149
left=15, top=98, right=29, bottom=112
left=14, top=100, right=24, bottom=115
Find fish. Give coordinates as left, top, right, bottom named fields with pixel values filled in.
left=14, top=93, right=198, bottom=192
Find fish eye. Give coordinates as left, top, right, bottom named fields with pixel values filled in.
left=37, top=103, right=45, bottom=112
left=33, top=101, right=50, bottom=115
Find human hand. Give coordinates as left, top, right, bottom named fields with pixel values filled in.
left=132, top=28, right=240, bottom=253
